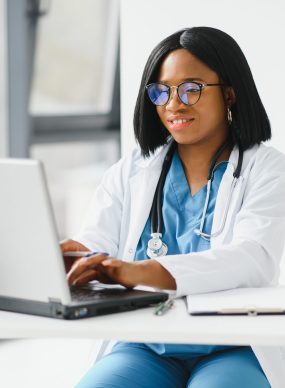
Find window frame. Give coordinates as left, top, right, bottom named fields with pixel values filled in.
left=6, top=0, right=120, bottom=157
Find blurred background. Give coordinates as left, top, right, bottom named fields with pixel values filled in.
left=0, top=0, right=120, bottom=240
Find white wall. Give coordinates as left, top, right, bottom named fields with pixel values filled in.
left=0, top=0, right=8, bottom=157
left=120, top=0, right=285, bottom=156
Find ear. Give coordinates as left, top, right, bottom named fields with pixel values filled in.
left=225, top=86, right=236, bottom=108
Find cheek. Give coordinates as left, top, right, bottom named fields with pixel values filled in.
left=197, top=97, right=226, bottom=127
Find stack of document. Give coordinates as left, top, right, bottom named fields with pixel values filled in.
left=186, top=287, right=285, bottom=316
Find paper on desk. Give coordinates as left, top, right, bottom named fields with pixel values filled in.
left=186, top=287, right=285, bottom=314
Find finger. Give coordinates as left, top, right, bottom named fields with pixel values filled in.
left=67, top=254, right=109, bottom=285
left=60, top=239, right=79, bottom=252
left=72, top=269, right=99, bottom=286
left=63, top=256, right=78, bottom=273
left=101, top=258, right=122, bottom=268
left=60, top=239, right=88, bottom=253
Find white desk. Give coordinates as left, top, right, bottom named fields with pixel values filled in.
left=1, top=299, right=285, bottom=346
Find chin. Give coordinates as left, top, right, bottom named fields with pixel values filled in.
left=170, top=134, right=201, bottom=146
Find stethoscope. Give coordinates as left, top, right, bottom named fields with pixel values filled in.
left=146, top=139, right=244, bottom=259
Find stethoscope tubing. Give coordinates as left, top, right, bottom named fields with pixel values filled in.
left=150, top=140, right=176, bottom=234
left=195, top=175, right=239, bottom=240
left=147, top=139, right=243, bottom=258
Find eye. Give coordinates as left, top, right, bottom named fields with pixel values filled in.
left=185, top=84, right=200, bottom=93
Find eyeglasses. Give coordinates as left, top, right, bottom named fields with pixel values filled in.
left=146, top=81, right=225, bottom=106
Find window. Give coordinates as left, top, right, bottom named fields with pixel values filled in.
left=7, top=0, right=120, bottom=155
left=30, top=0, right=119, bottom=117
left=6, top=0, right=121, bottom=237
left=30, top=0, right=120, bottom=142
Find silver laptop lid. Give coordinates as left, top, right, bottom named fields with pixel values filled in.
left=0, top=158, right=71, bottom=304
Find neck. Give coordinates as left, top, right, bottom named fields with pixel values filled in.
left=177, top=140, right=232, bottom=178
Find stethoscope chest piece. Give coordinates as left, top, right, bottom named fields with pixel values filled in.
left=147, top=233, right=168, bottom=258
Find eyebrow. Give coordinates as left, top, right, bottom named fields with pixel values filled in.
left=158, top=77, right=205, bottom=83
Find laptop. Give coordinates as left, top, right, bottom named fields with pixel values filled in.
left=0, top=159, right=168, bottom=319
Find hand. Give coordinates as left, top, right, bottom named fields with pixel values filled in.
left=67, top=254, right=176, bottom=290
left=67, top=254, right=138, bottom=288
left=60, top=239, right=90, bottom=273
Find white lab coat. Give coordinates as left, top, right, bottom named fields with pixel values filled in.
left=75, top=141, right=285, bottom=388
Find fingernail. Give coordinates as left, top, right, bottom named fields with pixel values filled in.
left=102, top=259, right=112, bottom=266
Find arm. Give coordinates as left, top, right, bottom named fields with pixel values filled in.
left=67, top=147, right=285, bottom=295
left=154, top=148, right=285, bottom=296
left=65, top=148, right=176, bottom=287
left=59, top=157, right=125, bottom=275
left=70, top=158, right=126, bottom=256
left=67, top=254, right=176, bottom=290
left=60, top=239, right=90, bottom=273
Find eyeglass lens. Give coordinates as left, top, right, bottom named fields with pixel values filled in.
left=147, top=82, right=201, bottom=106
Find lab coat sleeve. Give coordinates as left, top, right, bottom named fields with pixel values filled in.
left=154, top=148, right=285, bottom=297
left=72, top=158, right=125, bottom=257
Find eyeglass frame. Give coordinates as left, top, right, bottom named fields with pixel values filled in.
left=146, top=81, right=226, bottom=107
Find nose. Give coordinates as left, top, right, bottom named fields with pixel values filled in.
left=166, top=86, right=184, bottom=110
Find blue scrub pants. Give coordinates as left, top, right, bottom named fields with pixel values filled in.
left=76, top=342, right=270, bottom=388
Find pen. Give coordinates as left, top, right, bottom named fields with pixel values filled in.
left=63, top=251, right=109, bottom=257
left=154, top=298, right=175, bottom=316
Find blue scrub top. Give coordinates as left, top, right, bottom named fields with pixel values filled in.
left=134, top=149, right=234, bottom=358
left=135, top=150, right=227, bottom=260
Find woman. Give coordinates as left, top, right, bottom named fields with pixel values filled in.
left=61, top=27, right=285, bottom=387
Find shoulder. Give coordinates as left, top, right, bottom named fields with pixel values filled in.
left=125, top=143, right=169, bottom=169
left=252, top=143, right=285, bottom=174
left=100, top=143, right=169, bottom=188
left=107, top=142, right=169, bottom=176
left=242, top=143, right=285, bottom=195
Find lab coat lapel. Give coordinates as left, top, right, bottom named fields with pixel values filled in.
left=123, top=153, right=167, bottom=261
left=211, top=145, right=258, bottom=247
left=211, top=146, right=242, bottom=246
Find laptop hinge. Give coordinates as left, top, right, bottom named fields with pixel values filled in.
left=48, top=297, right=65, bottom=318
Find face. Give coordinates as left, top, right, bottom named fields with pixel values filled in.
left=155, top=48, right=233, bottom=148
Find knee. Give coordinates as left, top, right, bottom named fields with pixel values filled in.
left=187, top=348, right=270, bottom=388
left=187, top=373, right=270, bottom=388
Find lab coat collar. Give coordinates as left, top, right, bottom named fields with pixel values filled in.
left=133, top=141, right=171, bottom=169
left=228, top=143, right=259, bottom=176
left=136, top=141, right=260, bottom=175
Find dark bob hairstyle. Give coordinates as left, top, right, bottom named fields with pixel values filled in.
left=134, top=27, right=271, bottom=157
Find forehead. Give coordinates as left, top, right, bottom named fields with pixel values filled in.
left=157, top=48, right=218, bottom=82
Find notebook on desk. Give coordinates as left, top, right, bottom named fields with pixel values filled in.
left=0, top=159, right=168, bottom=319
left=186, top=287, right=285, bottom=316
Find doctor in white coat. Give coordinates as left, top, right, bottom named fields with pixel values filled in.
left=62, top=27, right=285, bottom=388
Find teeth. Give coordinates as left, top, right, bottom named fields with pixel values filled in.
left=172, top=119, right=191, bottom=124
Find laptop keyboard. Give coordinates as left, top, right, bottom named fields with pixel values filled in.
left=70, top=284, right=128, bottom=302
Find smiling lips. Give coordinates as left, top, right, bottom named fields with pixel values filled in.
left=167, top=117, right=195, bottom=129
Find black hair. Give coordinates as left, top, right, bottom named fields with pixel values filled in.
left=133, top=27, right=271, bottom=157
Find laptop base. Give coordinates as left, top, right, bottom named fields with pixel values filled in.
left=0, top=288, right=168, bottom=319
